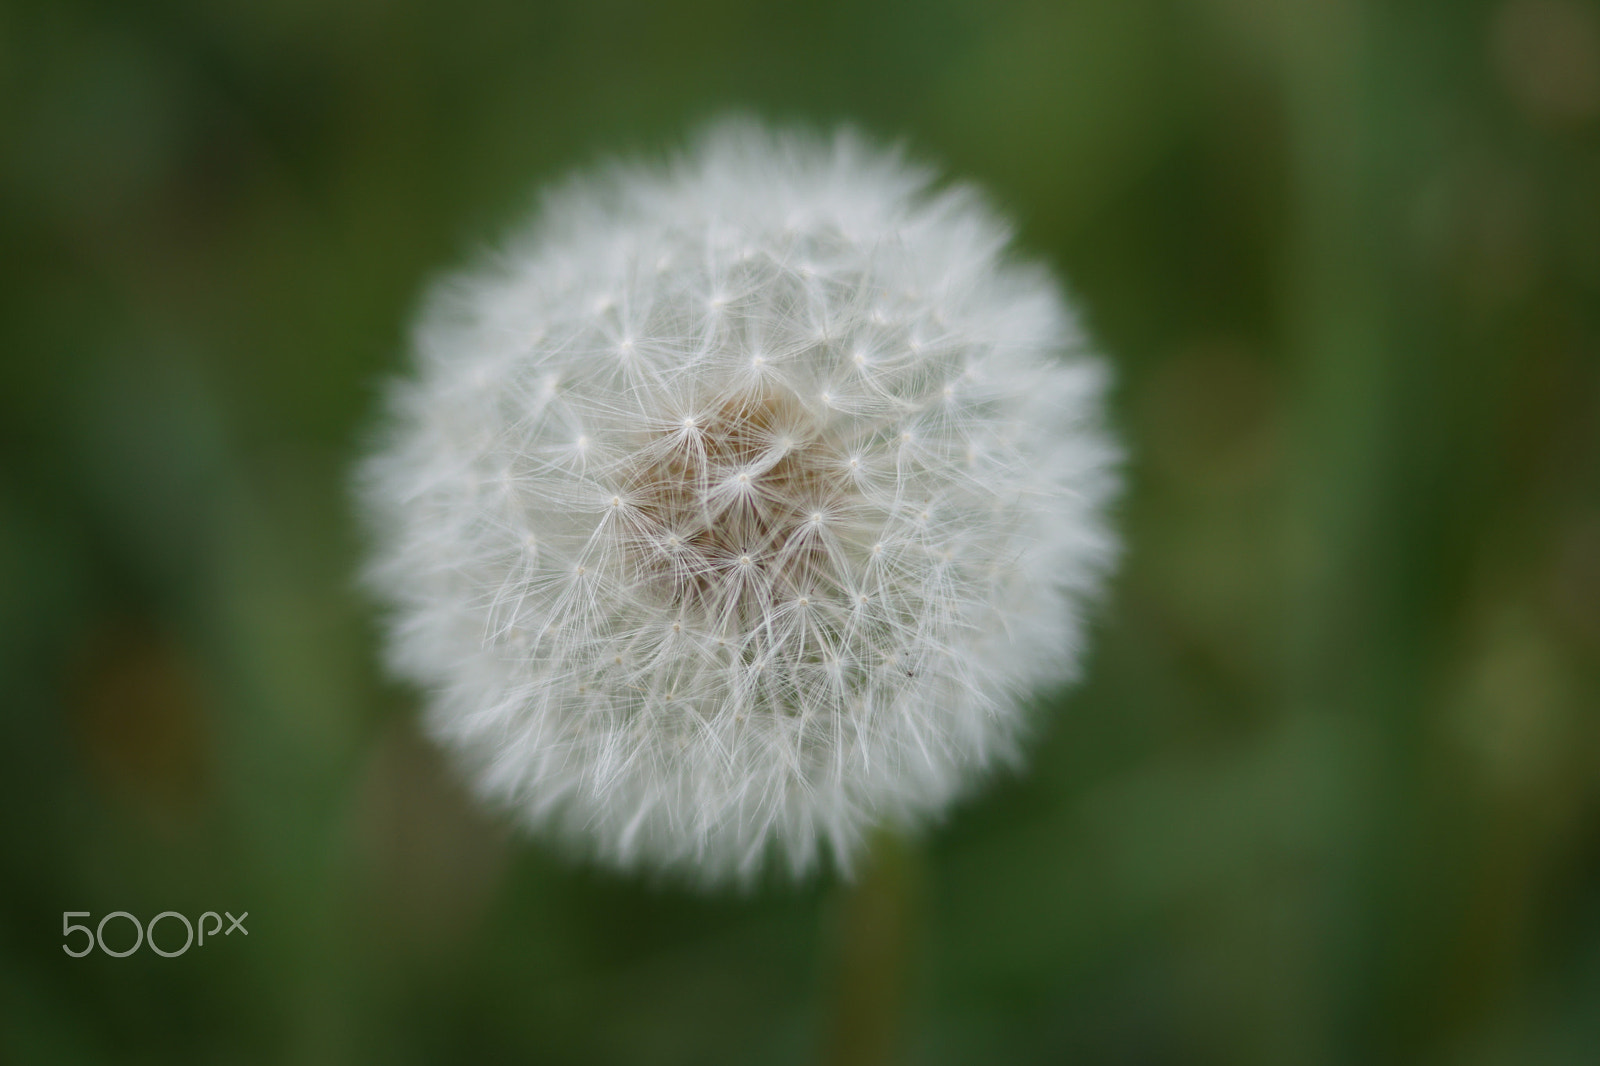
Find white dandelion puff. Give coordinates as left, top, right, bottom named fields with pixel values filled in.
left=356, top=119, right=1121, bottom=886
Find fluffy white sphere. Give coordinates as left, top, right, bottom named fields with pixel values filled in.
left=357, top=121, right=1120, bottom=885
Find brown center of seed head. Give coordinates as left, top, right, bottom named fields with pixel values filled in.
left=623, top=387, right=853, bottom=624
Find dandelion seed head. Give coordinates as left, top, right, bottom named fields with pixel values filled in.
left=356, top=119, right=1120, bottom=886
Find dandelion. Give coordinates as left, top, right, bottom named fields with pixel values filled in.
left=356, top=120, right=1120, bottom=886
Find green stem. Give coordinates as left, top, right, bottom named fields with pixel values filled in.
left=822, top=831, right=920, bottom=1066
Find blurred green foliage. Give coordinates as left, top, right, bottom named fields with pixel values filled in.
left=2, top=0, right=1598, bottom=1063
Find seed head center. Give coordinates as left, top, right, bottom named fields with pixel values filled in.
left=623, top=389, right=851, bottom=619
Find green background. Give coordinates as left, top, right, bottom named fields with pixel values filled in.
left=3, top=0, right=1598, bottom=1062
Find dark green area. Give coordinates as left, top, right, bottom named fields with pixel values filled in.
left=2, top=0, right=1597, bottom=1062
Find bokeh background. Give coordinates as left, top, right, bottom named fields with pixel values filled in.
left=3, top=0, right=1598, bottom=1062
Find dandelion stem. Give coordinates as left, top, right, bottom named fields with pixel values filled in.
left=823, top=832, right=919, bottom=1066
